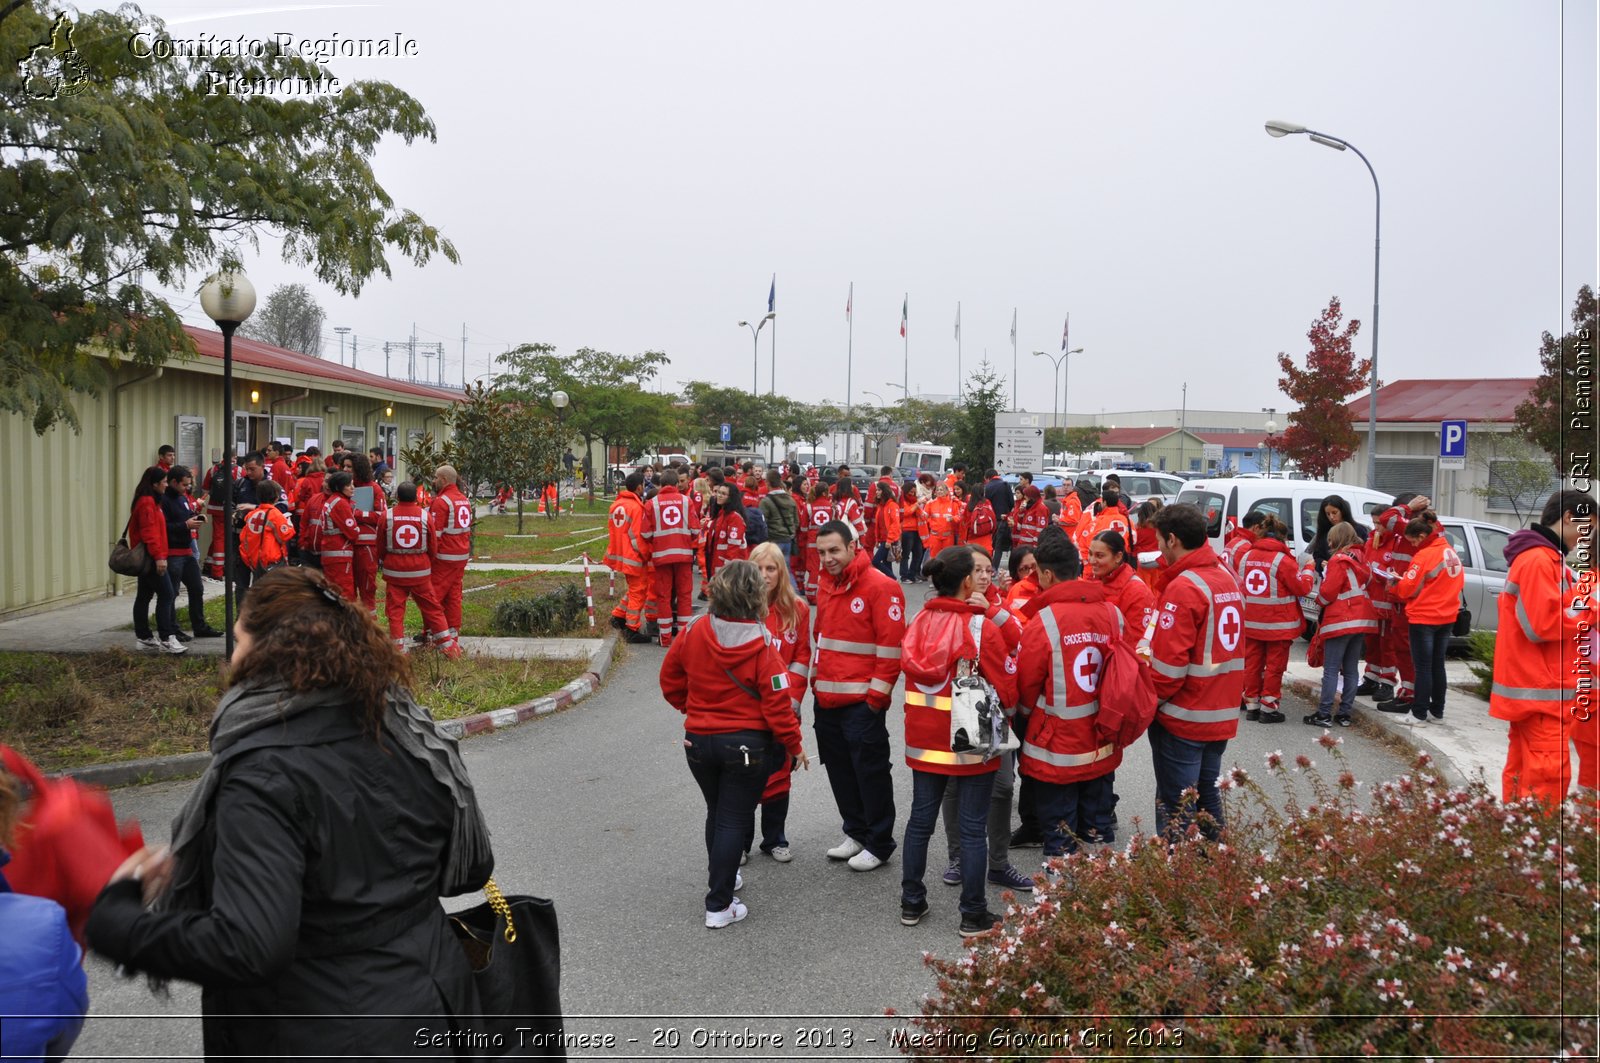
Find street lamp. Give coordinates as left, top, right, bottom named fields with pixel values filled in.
left=738, top=313, right=775, bottom=397
left=549, top=390, right=569, bottom=521
left=1264, top=418, right=1278, bottom=476
left=199, top=266, right=257, bottom=660
left=1265, top=119, right=1381, bottom=490
left=1033, top=347, right=1083, bottom=461
left=334, top=325, right=351, bottom=367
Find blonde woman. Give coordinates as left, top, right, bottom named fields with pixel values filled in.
left=746, top=543, right=812, bottom=862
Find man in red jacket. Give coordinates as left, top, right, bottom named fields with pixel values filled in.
left=1143, top=503, right=1246, bottom=840
left=379, top=482, right=456, bottom=657
left=429, top=465, right=474, bottom=645
left=639, top=468, right=697, bottom=646
left=1364, top=493, right=1431, bottom=707
left=812, top=520, right=906, bottom=871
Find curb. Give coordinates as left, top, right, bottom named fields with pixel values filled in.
left=1282, top=673, right=1462, bottom=787
left=54, top=634, right=622, bottom=788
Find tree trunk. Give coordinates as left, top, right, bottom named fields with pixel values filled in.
left=516, top=492, right=524, bottom=535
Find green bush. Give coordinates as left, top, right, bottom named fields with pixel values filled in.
left=1465, top=629, right=1495, bottom=698
left=491, top=583, right=587, bottom=636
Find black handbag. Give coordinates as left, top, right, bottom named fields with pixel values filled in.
left=108, top=517, right=154, bottom=577
left=450, top=878, right=566, bottom=1058
left=1453, top=607, right=1472, bottom=637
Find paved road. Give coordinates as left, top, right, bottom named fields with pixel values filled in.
left=71, top=581, right=1415, bottom=1060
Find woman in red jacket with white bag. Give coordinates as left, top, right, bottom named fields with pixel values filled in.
left=660, top=561, right=808, bottom=929
left=127, top=466, right=185, bottom=654
left=899, top=546, right=1019, bottom=938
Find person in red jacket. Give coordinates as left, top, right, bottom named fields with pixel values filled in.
left=127, top=466, right=185, bottom=654
left=266, top=441, right=297, bottom=499
left=1304, top=522, right=1379, bottom=726
left=801, top=481, right=833, bottom=605
left=1364, top=492, right=1432, bottom=707
left=962, top=483, right=998, bottom=554
left=1238, top=515, right=1313, bottom=723
left=832, top=479, right=868, bottom=546
left=605, top=471, right=652, bottom=643
left=1391, top=511, right=1465, bottom=722
left=639, top=468, right=697, bottom=645
left=705, top=482, right=749, bottom=579
left=1222, top=509, right=1266, bottom=575
left=318, top=472, right=377, bottom=600
left=897, top=546, right=1019, bottom=937
left=1017, top=529, right=1128, bottom=865
left=1144, top=503, right=1247, bottom=840
left=870, top=481, right=902, bottom=578
left=745, top=543, right=812, bottom=863
left=377, top=482, right=456, bottom=658
left=1001, top=547, right=1041, bottom=616
left=1088, top=530, right=1157, bottom=650
left=1490, top=490, right=1596, bottom=808
left=1010, top=485, right=1050, bottom=552
left=348, top=454, right=389, bottom=612
left=812, top=520, right=906, bottom=871
left=428, top=465, right=474, bottom=646
left=659, top=561, right=809, bottom=928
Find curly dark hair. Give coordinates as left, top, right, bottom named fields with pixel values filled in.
left=228, top=566, right=411, bottom=733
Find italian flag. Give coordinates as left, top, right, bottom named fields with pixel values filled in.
left=770, top=673, right=789, bottom=691
left=899, top=295, right=908, bottom=338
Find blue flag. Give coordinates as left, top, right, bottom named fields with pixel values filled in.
left=768, top=275, right=775, bottom=313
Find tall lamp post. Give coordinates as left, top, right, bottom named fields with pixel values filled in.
left=1264, top=418, right=1278, bottom=476
left=1265, top=120, right=1381, bottom=490
left=1033, top=347, right=1083, bottom=462
left=739, top=313, right=775, bottom=397
left=550, top=390, right=569, bottom=521
left=199, top=267, right=257, bottom=660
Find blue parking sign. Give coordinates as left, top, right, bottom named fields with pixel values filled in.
left=1439, top=419, right=1467, bottom=470
left=720, top=423, right=731, bottom=443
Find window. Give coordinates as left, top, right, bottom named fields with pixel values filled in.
left=1248, top=497, right=1294, bottom=526
left=1474, top=525, right=1511, bottom=574
left=339, top=424, right=366, bottom=451
left=1440, top=524, right=1474, bottom=569
left=1374, top=456, right=1435, bottom=500
left=1485, top=458, right=1560, bottom=517
left=1179, top=489, right=1228, bottom=538
left=273, top=416, right=323, bottom=453
left=175, top=415, right=206, bottom=471
left=918, top=453, right=943, bottom=473
left=1299, top=497, right=1323, bottom=544
left=375, top=423, right=399, bottom=466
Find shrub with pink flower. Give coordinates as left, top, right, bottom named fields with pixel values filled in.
left=905, top=753, right=1597, bottom=1058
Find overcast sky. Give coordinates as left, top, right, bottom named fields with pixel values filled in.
left=139, top=0, right=1596, bottom=420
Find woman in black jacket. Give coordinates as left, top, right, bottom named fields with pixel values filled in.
left=1310, top=494, right=1371, bottom=575
left=88, top=566, right=493, bottom=1059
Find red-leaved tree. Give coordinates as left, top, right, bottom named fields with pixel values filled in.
left=1270, top=297, right=1373, bottom=480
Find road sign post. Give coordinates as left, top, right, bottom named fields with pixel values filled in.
left=1439, top=419, right=1467, bottom=471
left=993, top=412, right=1045, bottom=475
left=720, top=423, right=731, bottom=444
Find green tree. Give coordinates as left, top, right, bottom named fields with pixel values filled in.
left=680, top=381, right=772, bottom=451
left=1515, top=284, right=1597, bottom=463
left=440, top=382, right=505, bottom=507
left=899, top=398, right=963, bottom=445
left=1467, top=431, right=1561, bottom=528
left=1273, top=296, right=1372, bottom=480
left=397, top=430, right=441, bottom=485
left=237, top=283, right=326, bottom=357
left=953, top=361, right=1007, bottom=474
left=786, top=402, right=841, bottom=460
left=500, top=399, right=567, bottom=532
left=1044, top=426, right=1104, bottom=464
left=1, top=3, right=457, bottom=432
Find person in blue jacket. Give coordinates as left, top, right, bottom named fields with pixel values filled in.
left=0, top=770, right=89, bottom=1063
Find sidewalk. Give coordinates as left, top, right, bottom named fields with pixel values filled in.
left=1283, top=642, right=1505, bottom=791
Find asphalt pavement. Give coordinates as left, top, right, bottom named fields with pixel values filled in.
left=70, top=579, right=1416, bottom=1060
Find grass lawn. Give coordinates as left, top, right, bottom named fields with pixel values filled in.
left=470, top=511, right=611, bottom=565
left=136, top=570, right=615, bottom=638
left=1, top=649, right=590, bottom=772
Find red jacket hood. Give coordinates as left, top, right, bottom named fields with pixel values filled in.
left=700, top=615, right=769, bottom=659
left=1245, top=536, right=1294, bottom=561
left=1020, top=577, right=1110, bottom=622
left=822, top=546, right=874, bottom=592
left=1329, top=546, right=1372, bottom=583
left=1166, top=542, right=1228, bottom=581
left=902, top=598, right=986, bottom=685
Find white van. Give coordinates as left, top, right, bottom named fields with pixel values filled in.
left=1175, top=479, right=1395, bottom=560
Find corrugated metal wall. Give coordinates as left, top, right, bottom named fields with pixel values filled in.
left=1, top=363, right=450, bottom=619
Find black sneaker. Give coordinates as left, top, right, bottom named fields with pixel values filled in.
left=1335, top=716, right=1353, bottom=727
left=1258, top=710, right=1286, bottom=724
left=1245, top=708, right=1260, bottom=722
left=1429, top=707, right=1444, bottom=720
left=1354, top=678, right=1382, bottom=697
left=1411, top=705, right=1428, bottom=722
left=608, top=615, right=626, bottom=630
left=959, top=910, right=1000, bottom=938
left=192, top=626, right=225, bottom=639
left=621, top=627, right=652, bottom=644
left=412, top=631, right=430, bottom=645
left=1008, top=826, right=1043, bottom=849
left=1302, top=713, right=1333, bottom=727
left=900, top=899, right=929, bottom=926
left=173, top=631, right=193, bottom=643
left=1372, top=684, right=1395, bottom=702
left=1376, top=699, right=1414, bottom=714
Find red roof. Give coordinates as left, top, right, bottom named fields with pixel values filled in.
left=1095, top=427, right=1179, bottom=447
left=1192, top=431, right=1273, bottom=447
left=181, top=325, right=458, bottom=404
left=1344, top=378, right=1535, bottom=424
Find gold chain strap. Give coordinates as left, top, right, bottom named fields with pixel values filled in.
left=484, top=877, right=517, bottom=943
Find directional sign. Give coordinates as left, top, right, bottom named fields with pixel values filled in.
left=720, top=422, right=731, bottom=443
left=993, top=412, right=1045, bottom=475
left=1439, top=419, right=1466, bottom=471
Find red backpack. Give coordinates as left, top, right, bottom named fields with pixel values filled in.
left=1092, top=604, right=1159, bottom=750
left=969, top=500, right=997, bottom=538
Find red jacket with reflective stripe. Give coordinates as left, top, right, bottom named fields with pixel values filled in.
left=873, top=499, right=901, bottom=547
left=429, top=485, right=474, bottom=563
left=659, top=615, right=804, bottom=757
left=1490, top=528, right=1592, bottom=723
left=1395, top=532, right=1464, bottom=626
left=605, top=490, right=647, bottom=571
left=1239, top=537, right=1313, bottom=641
left=708, top=508, right=748, bottom=576
left=638, top=486, right=696, bottom=565
left=1365, top=505, right=1417, bottom=608
left=1314, top=548, right=1379, bottom=638
left=319, top=496, right=370, bottom=559
left=1017, top=580, right=1124, bottom=784
left=814, top=548, right=905, bottom=710
left=832, top=496, right=868, bottom=543
left=1147, top=544, right=1246, bottom=742
left=764, top=599, right=812, bottom=713
left=1222, top=528, right=1257, bottom=575
left=379, top=503, right=433, bottom=584
left=900, top=598, right=1018, bottom=776
left=1094, top=562, right=1157, bottom=649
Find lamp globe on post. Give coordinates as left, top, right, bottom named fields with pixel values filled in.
left=1264, top=419, right=1278, bottom=476
left=199, top=267, right=256, bottom=661
left=550, top=390, right=570, bottom=520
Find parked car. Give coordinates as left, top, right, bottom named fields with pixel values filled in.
left=1075, top=470, right=1188, bottom=504
left=1000, top=473, right=1067, bottom=491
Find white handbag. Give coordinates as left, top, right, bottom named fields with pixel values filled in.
left=949, top=615, right=1019, bottom=759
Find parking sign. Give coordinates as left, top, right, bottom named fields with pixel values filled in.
left=720, top=423, right=731, bottom=443
left=1439, top=419, right=1467, bottom=471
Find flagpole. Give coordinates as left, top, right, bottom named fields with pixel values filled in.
left=845, top=281, right=854, bottom=466
left=956, top=301, right=962, bottom=405
left=1011, top=307, right=1018, bottom=412
left=902, top=292, right=909, bottom=404
left=768, top=274, right=776, bottom=465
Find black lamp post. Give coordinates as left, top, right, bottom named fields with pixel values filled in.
left=200, top=268, right=257, bottom=660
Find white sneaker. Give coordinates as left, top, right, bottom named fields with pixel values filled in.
left=739, top=851, right=748, bottom=866
left=160, top=635, right=188, bottom=655
left=705, top=897, right=748, bottom=929
left=827, top=838, right=865, bottom=861
left=734, top=870, right=744, bottom=890
left=847, top=849, right=885, bottom=872
left=769, top=845, right=793, bottom=863
left=135, top=636, right=160, bottom=652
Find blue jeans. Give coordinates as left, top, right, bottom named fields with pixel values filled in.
left=743, top=743, right=792, bottom=853
left=684, top=729, right=771, bottom=912
left=871, top=543, right=896, bottom=579
left=1148, top=720, right=1227, bottom=840
left=943, top=749, right=1014, bottom=870
left=165, top=553, right=206, bottom=632
left=134, top=567, right=177, bottom=640
left=1318, top=634, right=1364, bottom=718
left=814, top=701, right=897, bottom=859
left=1409, top=621, right=1453, bottom=715
left=899, top=531, right=924, bottom=581
left=904, top=769, right=995, bottom=915
left=775, top=540, right=801, bottom=592
left=1033, top=773, right=1114, bottom=856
